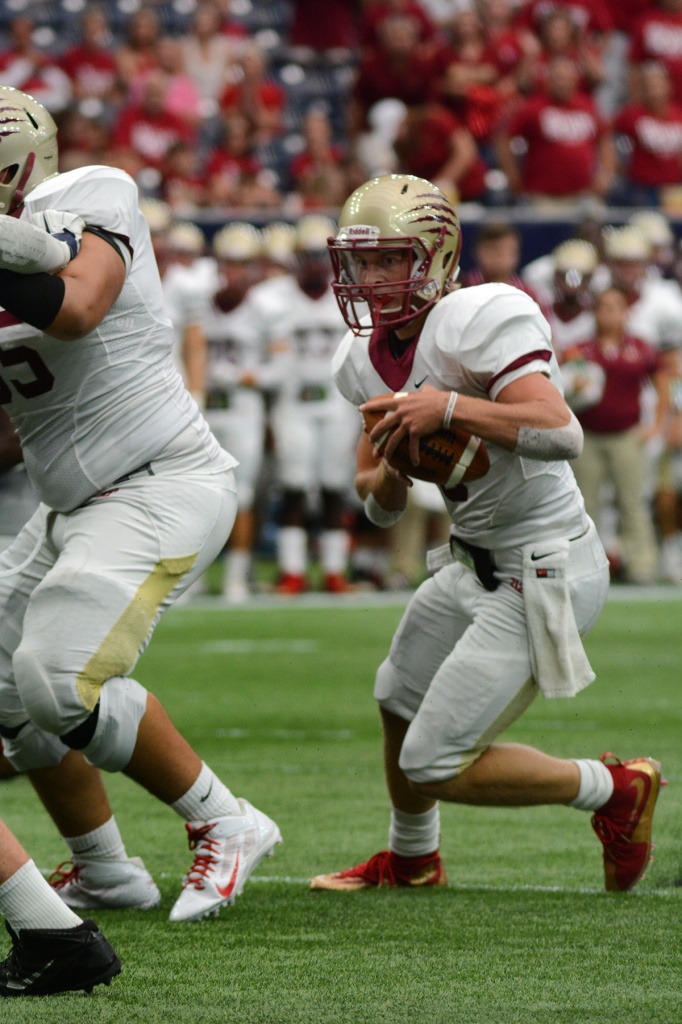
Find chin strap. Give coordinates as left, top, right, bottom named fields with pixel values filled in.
left=8, top=151, right=35, bottom=216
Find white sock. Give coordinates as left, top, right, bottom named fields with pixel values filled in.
left=389, top=806, right=440, bottom=858
left=570, top=759, right=614, bottom=811
left=319, top=529, right=349, bottom=574
left=277, top=527, right=307, bottom=575
left=225, top=549, right=250, bottom=588
left=65, top=816, right=127, bottom=862
left=170, top=762, right=241, bottom=821
left=0, top=860, right=82, bottom=931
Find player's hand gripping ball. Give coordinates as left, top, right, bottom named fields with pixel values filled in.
left=362, top=393, right=490, bottom=489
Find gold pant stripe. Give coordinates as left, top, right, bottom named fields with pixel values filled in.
left=76, top=553, right=198, bottom=711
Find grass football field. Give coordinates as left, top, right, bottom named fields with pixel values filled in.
left=2, top=590, right=681, bottom=1024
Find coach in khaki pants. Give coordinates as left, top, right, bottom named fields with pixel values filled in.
left=566, top=287, right=666, bottom=585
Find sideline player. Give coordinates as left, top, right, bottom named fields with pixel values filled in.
left=248, top=214, right=359, bottom=593
left=311, top=174, right=662, bottom=894
left=203, top=222, right=268, bottom=601
left=0, top=817, right=120, bottom=997
left=0, top=86, right=281, bottom=924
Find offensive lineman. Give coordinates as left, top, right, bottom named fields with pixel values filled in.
left=310, top=174, right=662, bottom=894
left=0, top=87, right=281, bottom=923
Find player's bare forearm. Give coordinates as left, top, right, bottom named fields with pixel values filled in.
left=355, top=430, right=409, bottom=510
left=361, top=377, right=577, bottom=463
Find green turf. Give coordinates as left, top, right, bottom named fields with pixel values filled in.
left=2, top=594, right=680, bottom=1023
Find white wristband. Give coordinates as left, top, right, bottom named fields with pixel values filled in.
left=443, top=391, right=458, bottom=429
left=364, top=492, right=405, bottom=528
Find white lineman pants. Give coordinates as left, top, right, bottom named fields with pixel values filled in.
left=0, top=465, right=237, bottom=764
left=374, top=523, right=609, bottom=783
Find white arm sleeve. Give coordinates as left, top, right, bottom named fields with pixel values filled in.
left=0, top=215, right=80, bottom=274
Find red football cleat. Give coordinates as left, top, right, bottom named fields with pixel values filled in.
left=274, top=573, right=307, bottom=595
left=591, top=752, right=663, bottom=892
left=310, top=849, right=447, bottom=891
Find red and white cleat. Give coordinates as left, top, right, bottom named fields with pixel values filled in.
left=169, top=799, right=282, bottom=922
left=310, top=849, right=447, bottom=891
left=591, top=752, right=663, bottom=892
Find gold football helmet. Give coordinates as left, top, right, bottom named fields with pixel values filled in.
left=328, top=174, right=462, bottom=332
left=0, top=86, right=59, bottom=215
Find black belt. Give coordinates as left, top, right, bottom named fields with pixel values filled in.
left=450, top=535, right=499, bottom=592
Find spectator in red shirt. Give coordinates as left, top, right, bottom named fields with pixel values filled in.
left=113, top=71, right=197, bottom=171
left=392, top=103, right=487, bottom=203
left=180, top=1, right=247, bottom=111
left=495, top=55, right=616, bottom=203
left=289, top=0, right=361, bottom=53
left=59, top=8, right=119, bottom=105
left=567, top=286, right=666, bottom=584
left=521, top=8, right=606, bottom=97
left=350, top=14, right=442, bottom=135
left=360, top=0, right=439, bottom=53
left=431, top=8, right=507, bottom=143
left=288, top=107, right=351, bottom=209
left=614, top=61, right=682, bottom=206
left=219, top=42, right=286, bottom=145
left=0, top=15, right=71, bottom=114
left=130, top=36, right=204, bottom=129
left=630, top=0, right=682, bottom=107
left=515, top=0, right=614, bottom=45
left=115, top=7, right=162, bottom=90
left=204, top=112, right=281, bottom=210
left=161, top=140, right=207, bottom=212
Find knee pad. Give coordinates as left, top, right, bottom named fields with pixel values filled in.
left=0, top=719, right=69, bottom=772
left=80, top=676, right=148, bottom=772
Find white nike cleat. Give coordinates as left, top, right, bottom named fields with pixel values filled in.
left=49, top=856, right=161, bottom=910
left=169, top=799, right=282, bottom=923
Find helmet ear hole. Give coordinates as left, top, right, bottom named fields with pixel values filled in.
left=0, top=164, right=18, bottom=185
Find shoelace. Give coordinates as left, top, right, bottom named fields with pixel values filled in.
left=339, top=850, right=398, bottom=886
left=183, top=823, right=222, bottom=890
left=48, top=861, right=81, bottom=890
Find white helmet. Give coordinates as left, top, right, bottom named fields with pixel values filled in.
left=603, top=225, right=650, bottom=262
left=295, top=214, right=337, bottom=254
left=261, top=221, right=296, bottom=267
left=139, top=197, right=173, bottom=235
left=0, top=86, right=59, bottom=215
left=167, top=221, right=205, bottom=256
left=328, top=174, right=462, bottom=332
left=212, top=221, right=261, bottom=261
left=628, top=210, right=674, bottom=248
left=552, top=239, right=598, bottom=275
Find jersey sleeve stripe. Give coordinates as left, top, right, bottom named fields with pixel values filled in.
left=486, top=349, right=551, bottom=395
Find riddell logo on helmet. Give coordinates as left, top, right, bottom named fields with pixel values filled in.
left=345, top=225, right=380, bottom=242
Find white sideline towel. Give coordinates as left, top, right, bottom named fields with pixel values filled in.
left=522, top=540, right=595, bottom=698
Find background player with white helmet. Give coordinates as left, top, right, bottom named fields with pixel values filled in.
left=0, top=86, right=281, bottom=924
left=248, top=213, right=359, bottom=593
left=310, top=173, right=662, bottom=895
left=202, top=221, right=269, bottom=600
left=161, top=219, right=213, bottom=411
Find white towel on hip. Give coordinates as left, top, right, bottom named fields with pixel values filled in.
left=522, top=539, right=595, bottom=698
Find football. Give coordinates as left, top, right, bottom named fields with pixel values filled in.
left=361, top=395, right=490, bottom=488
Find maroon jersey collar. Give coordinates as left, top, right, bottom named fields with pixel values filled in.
left=368, top=323, right=422, bottom=392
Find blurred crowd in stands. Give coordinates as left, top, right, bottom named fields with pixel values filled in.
left=0, top=0, right=682, bottom=594
left=4, top=0, right=682, bottom=213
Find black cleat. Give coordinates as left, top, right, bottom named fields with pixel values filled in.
left=0, top=918, right=121, bottom=997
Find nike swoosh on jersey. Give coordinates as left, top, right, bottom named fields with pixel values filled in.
left=414, top=375, right=428, bottom=388
left=216, top=853, right=240, bottom=899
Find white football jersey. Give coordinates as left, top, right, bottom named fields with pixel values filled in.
left=624, top=277, right=682, bottom=352
left=333, top=283, right=588, bottom=549
left=248, top=273, right=348, bottom=401
left=0, top=165, right=234, bottom=512
left=162, top=256, right=216, bottom=380
left=547, top=307, right=595, bottom=354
